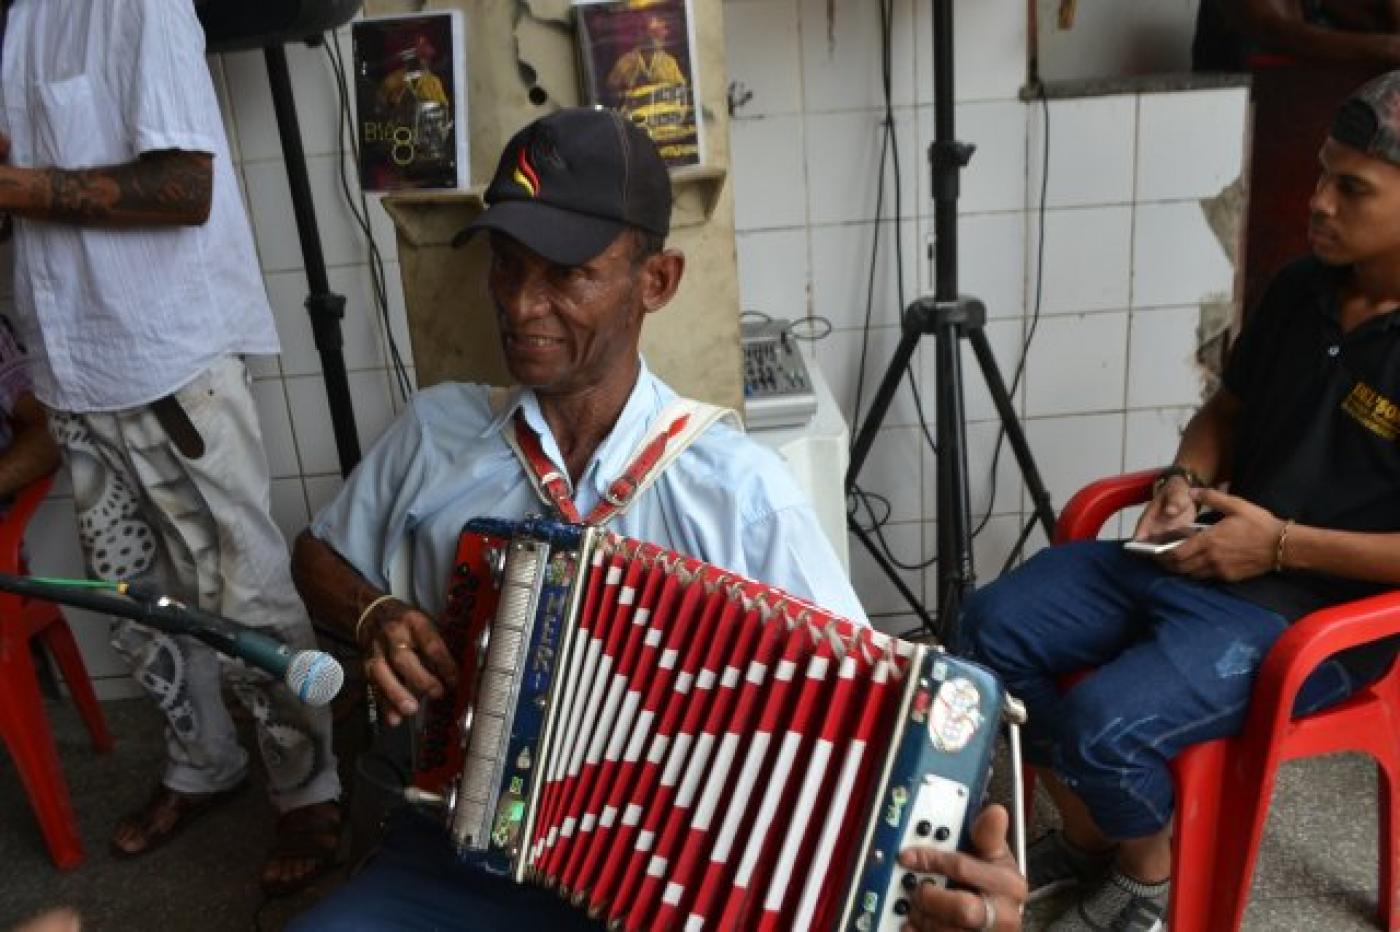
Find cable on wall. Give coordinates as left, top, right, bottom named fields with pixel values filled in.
left=322, top=35, right=415, bottom=405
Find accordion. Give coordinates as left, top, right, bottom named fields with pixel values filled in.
left=410, top=517, right=1006, bottom=932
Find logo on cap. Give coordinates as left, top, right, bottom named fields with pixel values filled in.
left=511, top=147, right=540, bottom=198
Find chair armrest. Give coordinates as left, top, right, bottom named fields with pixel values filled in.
left=1242, top=588, right=1400, bottom=748
left=1053, top=470, right=1158, bottom=545
left=0, top=472, right=55, bottom=574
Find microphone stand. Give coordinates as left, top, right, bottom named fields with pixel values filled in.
left=0, top=574, right=344, bottom=705
left=845, top=0, right=1056, bottom=644
left=0, top=574, right=294, bottom=661
left=194, top=4, right=365, bottom=478
left=0, top=574, right=178, bottom=626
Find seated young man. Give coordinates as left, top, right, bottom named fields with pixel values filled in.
left=964, top=71, right=1400, bottom=931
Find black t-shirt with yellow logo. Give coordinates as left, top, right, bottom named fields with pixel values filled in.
left=1221, top=255, right=1400, bottom=680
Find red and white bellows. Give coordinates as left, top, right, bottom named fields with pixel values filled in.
left=439, top=529, right=920, bottom=931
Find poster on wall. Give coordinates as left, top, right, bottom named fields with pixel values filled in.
left=575, top=0, right=703, bottom=169
left=352, top=10, right=468, bottom=191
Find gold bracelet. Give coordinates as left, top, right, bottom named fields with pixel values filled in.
left=1274, top=519, right=1295, bottom=573
left=354, top=594, right=398, bottom=648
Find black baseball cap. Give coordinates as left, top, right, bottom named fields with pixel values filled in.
left=452, top=107, right=671, bottom=265
left=1331, top=71, right=1400, bottom=167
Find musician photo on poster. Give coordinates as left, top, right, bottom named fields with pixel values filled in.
left=577, top=0, right=703, bottom=169
left=352, top=11, right=468, bottom=191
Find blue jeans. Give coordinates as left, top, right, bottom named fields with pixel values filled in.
left=289, top=811, right=603, bottom=931
left=962, top=541, right=1356, bottom=839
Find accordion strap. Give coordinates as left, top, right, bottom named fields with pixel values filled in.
left=496, top=389, right=738, bottom=526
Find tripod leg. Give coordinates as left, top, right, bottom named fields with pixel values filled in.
left=847, top=523, right=937, bottom=634
left=846, top=328, right=922, bottom=492
left=966, top=328, right=1056, bottom=537
left=935, top=319, right=976, bottom=643
left=846, top=323, right=944, bottom=635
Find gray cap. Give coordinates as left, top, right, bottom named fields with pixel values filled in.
left=1331, top=71, right=1400, bottom=166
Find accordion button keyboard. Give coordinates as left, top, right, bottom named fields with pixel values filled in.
left=875, top=773, right=970, bottom=932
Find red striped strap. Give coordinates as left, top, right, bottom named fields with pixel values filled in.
left=499, top=393, right=739, bottom=528
left=511, top=409, right=691, bottom=526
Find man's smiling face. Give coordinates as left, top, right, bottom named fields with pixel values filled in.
left=487, top=231, right=648, bottom=396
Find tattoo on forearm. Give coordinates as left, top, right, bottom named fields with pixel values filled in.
left=57, top=153, right=211, bottom=224
left=9, top=152, right=213, bottom=226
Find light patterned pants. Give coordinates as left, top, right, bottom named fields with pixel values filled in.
left=48, top=356, right=339, bottom=811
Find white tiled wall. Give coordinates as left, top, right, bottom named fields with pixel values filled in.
left=216, top=28, right=406, bottom=552
left=41, top=4, right=1251, bottom=685
left=726, top=0, right=1247, bottom=631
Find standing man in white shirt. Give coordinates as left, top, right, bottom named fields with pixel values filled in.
left=0, top=0, right=341, bottom=895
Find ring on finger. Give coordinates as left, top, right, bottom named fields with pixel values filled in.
left=391, top=641, right=412, bottom=653
left=978, top=892, right=996, bottom=931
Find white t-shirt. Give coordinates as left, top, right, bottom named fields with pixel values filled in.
left=0, top=0, right=280, bottom=412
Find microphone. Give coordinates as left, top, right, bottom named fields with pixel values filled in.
left=138, top=589, right=346, bottom=707
left=0, top=574, right=344, bottom=707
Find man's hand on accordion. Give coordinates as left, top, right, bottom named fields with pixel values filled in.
left=360, top=597, right=458, bottom=727
left=897, top=804, right=1026, bottom=931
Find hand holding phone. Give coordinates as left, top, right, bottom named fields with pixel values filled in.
left=1123, top=523, right=1208, bottom=556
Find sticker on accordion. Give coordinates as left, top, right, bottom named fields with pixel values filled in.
left=490, top=767, right=530, bottom=852
left=927, top=677, right=984, bottom=753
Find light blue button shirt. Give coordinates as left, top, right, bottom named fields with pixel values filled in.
left=311, top=361, right=867, bottom=625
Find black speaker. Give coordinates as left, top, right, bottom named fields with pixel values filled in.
left=194, top=0, right=362, bottom=53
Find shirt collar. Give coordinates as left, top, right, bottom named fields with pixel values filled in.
left=1309, top=257, right=1348, bottom=326
left=1309, top=257, right=1400, bottom=332
left=584, top=358, right=672, bottom=502
left=481, top=358, right=671, bottom=502
left=482, top=386, right=527, bottom=437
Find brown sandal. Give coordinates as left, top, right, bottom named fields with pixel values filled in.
left=260, top=800, right=343, bottom=897
left=110, top=781, right=249, bottom=859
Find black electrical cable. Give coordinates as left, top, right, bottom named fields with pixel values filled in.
left=322, top=37, right=414, bottom=404
left=740, top=308, right=834, bottom=343
left=971, top=86, right=1052, bottom=569
left=847, top=0, right=943, bottom=584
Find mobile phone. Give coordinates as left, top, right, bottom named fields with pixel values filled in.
left=1123, top=523, right=1208, bottom=556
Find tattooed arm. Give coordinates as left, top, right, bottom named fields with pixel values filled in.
left=1233, top=0, right=1400, bottom=64
left=0, top=144, right=212, bottom=228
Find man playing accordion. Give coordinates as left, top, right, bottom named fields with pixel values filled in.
left=289, top=107, right=1025, bottom=931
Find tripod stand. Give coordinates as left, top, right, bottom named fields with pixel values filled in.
left=845, top=0, right=1056, bottom=644
left=265, top=43, right=362, bottom=479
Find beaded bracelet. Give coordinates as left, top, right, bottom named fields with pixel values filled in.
left=354, top=594, right=397, bottom=648
left=1152, top=464, right=1204, bottom=498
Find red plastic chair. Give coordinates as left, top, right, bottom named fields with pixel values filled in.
left=0, top=473, right=113, bottom=868
left=1031, top=470, right=1400, bottom=931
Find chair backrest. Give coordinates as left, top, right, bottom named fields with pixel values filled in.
left=0, top=472, right=55, bottom=575
left=1054, top=469, right=1156, bottom=544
